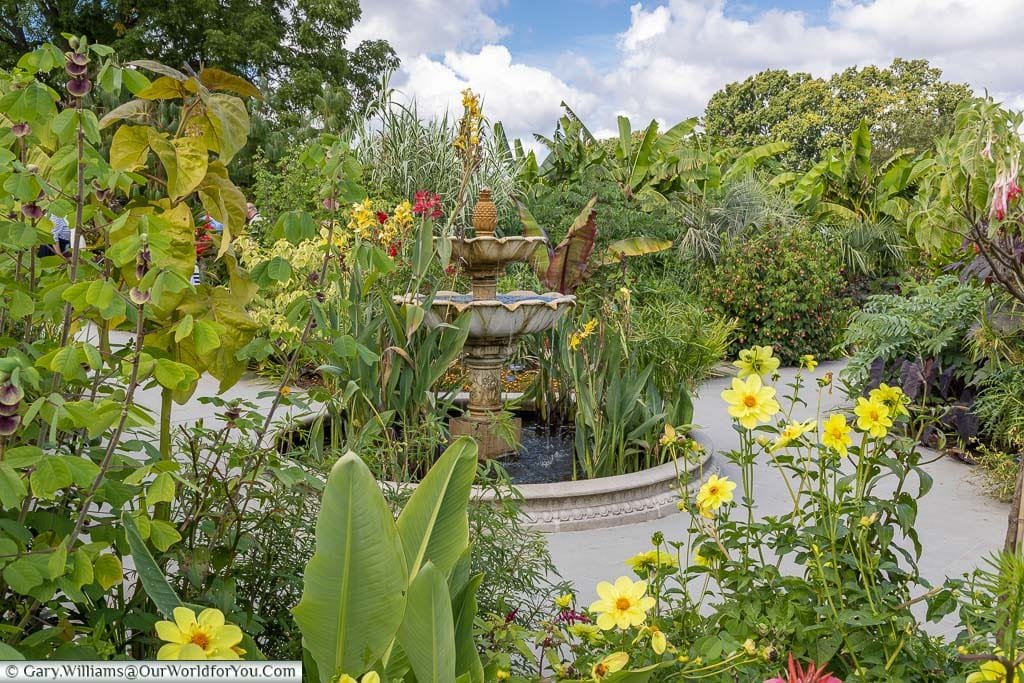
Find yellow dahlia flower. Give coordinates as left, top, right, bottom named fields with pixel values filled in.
left=589, top=576, right=656, bottom=630
left=733, top=345, right=780, bottom=379
left=721, top=375, right=780, bottom=429
left=696, top=474, right=736, bottom=514
left=591, top=652, right=629, bottom=681
left=854, top=397, right=892, bottom=438
left=156, top=607, right=244, bottom=660
left=821, top=413, right=853, bottom=456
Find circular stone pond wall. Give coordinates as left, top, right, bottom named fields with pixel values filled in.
left=475, top=429, right=715, bottom=533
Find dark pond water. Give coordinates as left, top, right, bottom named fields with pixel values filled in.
left=497, top=424, right=575, bottom=484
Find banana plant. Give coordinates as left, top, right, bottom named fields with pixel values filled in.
left=517, top=197, right=670, bottom=294
left=532, top=103, right=605, bottom=186
left=785, top=119, right=931, bottom=224
left=293, top=437, right=483, bottom=683
left=609, top=116, right=700, bottom=204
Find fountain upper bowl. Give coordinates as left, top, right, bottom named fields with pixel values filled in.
left=450, top=235, right=546, bottom=268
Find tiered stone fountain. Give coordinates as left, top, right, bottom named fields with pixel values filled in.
left=405, top=189, right=575, bottom=458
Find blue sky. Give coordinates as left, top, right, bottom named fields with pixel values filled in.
left=350, top=0, right=1024, bottom=144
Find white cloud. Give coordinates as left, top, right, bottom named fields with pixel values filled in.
left=353, top=0, right=1024, bottom=144
left=602, top=0, right=1024, bottom=127
left=393, top=45, right=598, bottom=145
left=348, top=0, right=506, bottom=58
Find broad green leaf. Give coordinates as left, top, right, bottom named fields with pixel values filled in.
left=170, top=136, right=209, bottom=200
left=174, top=314, right=194, bottom=343
left=0, top=463, right=27, bottom=510
left=404, top=304, right=426, bottom=338
left=453, top=573, right=484, bottom=683
left=122, top=512, right=183, bottom=618
left=602, top=237, right=672, bottom=265
left=98, top=99, right=152, bottom=129
left=136, top=75, right=196, bottom=100
left=543, top=196, right=597, bottom=294
left=0, top=643, right=24, bottom=660
left=3, top=558, right=43, bottom=594
left=397, top=563, right=456, bottom=683
left=127, top=60, right=188, bottom=81
left=46, top=542, right=67, bottom=579
left=30, top=457, right=72, bottom=499
left=396, top=437, right=477, bottom=579
left=69, top=550, right=93, bottom=589
left=94, top=554, right=123, bottom=590
left=293, top=453, right=407, bottom=683
left=199, top=93, right=249, bottom=164
left=60, top=455, right=99, bottom=487
left=192, top=320, right=222, bottom=355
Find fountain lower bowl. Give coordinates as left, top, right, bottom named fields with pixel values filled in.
left=402, top=291, right=576, bottom=339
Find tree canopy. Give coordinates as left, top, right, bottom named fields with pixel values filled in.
left=0, top=0, right=397, bottom=127
left=703, top=59, right=972, bottom=168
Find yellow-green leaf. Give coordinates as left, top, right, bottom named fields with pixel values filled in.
left=146, top=472, right=176, bottom=507
left=109, top=124, right=151, bottom=171
left=198, top=68, right=262, bottom=100
left=94, top=554, right=123, bottom=590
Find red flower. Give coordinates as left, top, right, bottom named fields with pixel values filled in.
left=764, top=654, right=842, bottom=683
left=412, top=190, right=443, bottom=219
left=388, top=242, right=399, bottom=258
left=376, top=211, right=389, bottom=224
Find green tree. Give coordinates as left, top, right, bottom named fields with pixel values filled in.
left=0, top=0, right=397, bottom=127
left=704, top=59, right=971, bottom=168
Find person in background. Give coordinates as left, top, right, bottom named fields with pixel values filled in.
left=37, top=214, right=72, bottom=258
left=245, top=202, right=261, bottom=227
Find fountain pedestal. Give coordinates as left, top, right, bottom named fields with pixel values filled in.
left=449, top=341, right=522, bottom=458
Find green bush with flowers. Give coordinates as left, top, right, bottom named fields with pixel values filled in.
left=694, top=224, right=851, bottom=363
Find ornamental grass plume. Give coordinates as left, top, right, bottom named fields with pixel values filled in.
left=764, top=654, right=842, bottom=683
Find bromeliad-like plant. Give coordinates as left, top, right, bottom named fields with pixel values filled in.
left=517, top=196, right=670, bottom=295
left=293, top=437, right=486, bottom=683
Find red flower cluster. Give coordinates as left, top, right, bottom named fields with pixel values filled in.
left=412, top=190, right=442, bottom=219
left=376, top=211, right=389, bottom=224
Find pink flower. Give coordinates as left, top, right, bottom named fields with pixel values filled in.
left=990, top=155, right=1021, bottom=222
left=764, top=654, right=842, bottom=683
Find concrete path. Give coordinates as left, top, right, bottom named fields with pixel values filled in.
left=546, top=361, right=1010, bottom=627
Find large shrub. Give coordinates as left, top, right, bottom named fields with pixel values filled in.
left=694, top=224, right=850, bottom=363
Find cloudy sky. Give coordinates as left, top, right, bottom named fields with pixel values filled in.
left=349, top=0, right=1024, bottom=144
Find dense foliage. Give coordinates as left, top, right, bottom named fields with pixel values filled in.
left=705, top=59, right=970, bottom=168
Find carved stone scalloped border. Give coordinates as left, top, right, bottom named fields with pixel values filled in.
left=471, top=429, right=716, bottom=533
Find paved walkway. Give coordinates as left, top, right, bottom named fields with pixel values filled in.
left=546, top=361, right=1009, bottom=633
